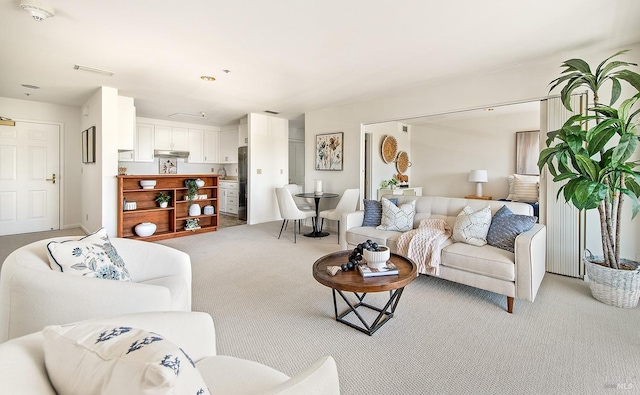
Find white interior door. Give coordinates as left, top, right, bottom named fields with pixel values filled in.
left=0, top=121, right=60, bottom=236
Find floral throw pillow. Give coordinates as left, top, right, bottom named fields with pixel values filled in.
left=43, top=323, right=211, bottom=395
left=46, top=228, right=131, bottom=281
left=452, top=205, right=492, bottom=246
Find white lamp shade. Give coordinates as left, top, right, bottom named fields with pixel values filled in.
left=468, top=170, right=488, bottom=183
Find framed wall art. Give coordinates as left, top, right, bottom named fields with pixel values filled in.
left=82, top=126, right=96, bottom=163
left=159, top=158, right=178, bottom=174
left=315, top=132, right=343, bottom=171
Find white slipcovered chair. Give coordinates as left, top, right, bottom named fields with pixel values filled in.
left=0, top=311, right=340, bottom=394
left=275, top=187, right=316, bottom=243
left=284, top=183, right=314, bottom=211
left=319, top=188, right=360, bottom=244
left=0, top=236, right=191, bottom=342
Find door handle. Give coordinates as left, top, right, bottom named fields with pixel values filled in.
left=46, top=174, right=56, bottom=184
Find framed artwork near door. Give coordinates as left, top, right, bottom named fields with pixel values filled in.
left=315, top=132, right=343, bottom=171
left=82, top=126, right=95, bottom=163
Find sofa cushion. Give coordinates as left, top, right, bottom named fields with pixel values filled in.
left=345, top=226, right=403, bottom=252
left=452, top=206, right=491, bottom=247
left=441, top=243, right=516, bottom=281
left=46, top=228, right=131, bottom=281
left=362, top=198, right=398, bottom=227
left=43, top=323, right=210, bottom=395
left=376, top=198, right=416, bottom=232
left=487, top=205, right=537, bottom=252
left=512, top=179, right=539, bottom=203
left=140, top=276, right=190, bottom=311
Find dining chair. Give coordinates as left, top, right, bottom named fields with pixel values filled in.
left=318, top=188, right=360, bottom=244
left=275, top=187, right=316, bottom=243
left=284, top=184, right=313, bottom=211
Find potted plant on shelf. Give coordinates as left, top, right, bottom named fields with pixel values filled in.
left=185, top=179, right=201, bottom=216
left=380, top=178, right=399, bottom=190
left=538, top=50, right=640, bottom=308
left=154, top=192, right=172, bottom=208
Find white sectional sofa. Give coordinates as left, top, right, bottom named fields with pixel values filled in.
left=341, top=195, right=546, bottom=313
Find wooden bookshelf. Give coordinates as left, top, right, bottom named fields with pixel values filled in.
left=117, top=174, right=219, bottom=241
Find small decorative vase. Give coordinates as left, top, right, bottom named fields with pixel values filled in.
left=203, top=205, right=214, bottom=215
left=364, top=246, right=390, bottom=270
left=159, top=202, right=168, bottom=208
left=189, top=203, right=201, bottom=216
left=195, top=178, right=205, bottom=188
left=134, top=222, right=156, bottom=237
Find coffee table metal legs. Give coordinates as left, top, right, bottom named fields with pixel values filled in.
left=332, top=288, right=405, bottom=336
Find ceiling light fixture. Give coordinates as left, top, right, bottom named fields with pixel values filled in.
left=21, top=84, right=40, bottom=89
left=169, top=112, right=208, bottom=119
left=200, top=76, right=216, bottom=81
left=20, top=0, right=55, bottom=21
left=74, top=64, right=114, bottom=77
left=264, top=110, right=280, bottom=115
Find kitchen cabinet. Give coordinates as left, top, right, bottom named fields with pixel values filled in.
left=134, top=124, right=155, bottom=162
left=117, top=174, right=219, bottom=241
left=187, top=129, right=204, bottom=163
left=239, top=124, right=248, bottom=147
left=219, top=181, right=239, bottom=215
left=203, top=131, right=220, bottom=163
left=220, top=130, right=239, bottom=163
left=154, top=126, right=189, bottom=151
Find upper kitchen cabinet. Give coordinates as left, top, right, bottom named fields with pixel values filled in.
left=239, top=123, right=248, bottom=147
left=203, top=130, right=220, bottom=163
left=154, top=126, right=189, bottom=151
left=187, top=129, right=204, bottom=163
left=220, top=129, right=239, bottom=163
left=134, top=124, right=155, bottom=162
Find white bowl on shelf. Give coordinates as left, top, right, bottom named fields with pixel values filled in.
left=139, top=180, right=156, bottom=189
left=134, top=222, right=156, bottom=237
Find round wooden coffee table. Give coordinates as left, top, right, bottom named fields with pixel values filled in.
left=313, top=250, right=417, bottom=335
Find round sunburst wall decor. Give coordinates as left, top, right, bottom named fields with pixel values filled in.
left=381, top=135, right=398, bottom=163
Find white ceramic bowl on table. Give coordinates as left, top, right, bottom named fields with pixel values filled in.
left=363, top=246, right=391, bottom=270
left=139, top=180, right=156, bottom=189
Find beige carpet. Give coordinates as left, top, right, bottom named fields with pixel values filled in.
left=157, top=222, right=640, bottom=395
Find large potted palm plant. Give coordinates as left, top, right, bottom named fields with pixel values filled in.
left=538, top=50, right=640, bottom=308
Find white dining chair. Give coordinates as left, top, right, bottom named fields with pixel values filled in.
left=275, top=187, right=316, bottom=243
left=284, top=184, right=313, bottom=211
left=318, top=188, right=360, bottom=244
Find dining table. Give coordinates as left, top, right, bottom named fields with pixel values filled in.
left=295, top=192, right=339, bottom=237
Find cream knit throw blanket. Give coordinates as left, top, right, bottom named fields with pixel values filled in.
left=397, top=219, right=452, bottom=275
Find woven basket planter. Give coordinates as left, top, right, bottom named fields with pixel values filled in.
left=585, top=259, right=640, bottom=308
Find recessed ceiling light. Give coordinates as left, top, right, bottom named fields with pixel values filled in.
left=485, top=108, right=494, bottom=111
left=200, top=76, right=216, bottom=81
left=21, top=84, right=40, bottom=89
left=74, top=64, right=114, bottom=76
left=222, top=70, right=230, bottom=74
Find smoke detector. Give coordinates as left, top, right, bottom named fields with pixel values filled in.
left=20, top=0, right=55, bottom=21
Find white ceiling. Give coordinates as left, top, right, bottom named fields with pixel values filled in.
left=2, top=0, right=640, bottom=127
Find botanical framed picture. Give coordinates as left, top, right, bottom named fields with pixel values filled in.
left=315, top=132, right=343, bottom=171
left=159, top=158, right=178, bottom=174
left=81, top=126, right=95, bottom=163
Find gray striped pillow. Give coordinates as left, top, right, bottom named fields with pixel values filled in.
left=362, top=198, right=398, bottom=227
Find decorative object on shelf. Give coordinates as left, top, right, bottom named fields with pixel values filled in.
left=184, top=179, right=199, bottom=205
left=139, top=180, right=156, bottom=189
left=314, top=179, right=323, bottom=195
left=123, top=201, right=137, bottom=211
left=118, top=167, right=127, bottom=176
left=134, top=222, right=156, bottom=237
left=315, top=132, right=343, bottom=171
left=155, top=192, right=171, bottom=208
left=203, top=205, right=214, bottom=215
left=188, top=203, right=201, bottom=216
left=540, top=50, right=640, bottom=307
left=199, top=194, right=207, bottom=200
left=218, top=167, right=227, bottom=178
left=184, top=218, right=200, bottom=231
left=195, top=178, right=205, bottom=188
left=396, top=151, right=411, bottom=174
left=468, top=170, right=488, bottom=197
left=381, top=135, right=398, bottom=163
left=363, top=245, right=391, bottom=270
left=159, top=158, right=177, bottom=174
left=81, top=126, right=95, bottom=164
left=380, top=178, right=399, bottom=189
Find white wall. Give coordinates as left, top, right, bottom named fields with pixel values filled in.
left=248, top=113, right=288, bottom=224
left=0, top=97, right=82, bottom=229
left=305, top=43, right=640, bottom=262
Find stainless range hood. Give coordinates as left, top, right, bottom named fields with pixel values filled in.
left=154, top=149, right=190, bottom=159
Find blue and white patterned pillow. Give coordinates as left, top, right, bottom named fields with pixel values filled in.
left=362, top=198, right=398, bottom=227
left=42, top=323, right=211, bottom=395
left=376, top=198, right=415, bottom=232
left=452, top=206, right=492, bottom=246
left=46, top=228, right=131, bottom=281
left=487, top=205, right=537, bottom=252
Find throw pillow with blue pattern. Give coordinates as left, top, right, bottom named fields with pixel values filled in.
left=46, top=228, right=131, bottom=281
left=42, top=323, right=210, bottom=395
left=487, top=205, right=537, bottom=252
left=376, top=198, right=415, bottom=232
left=362, top=198, right=398, bottom=227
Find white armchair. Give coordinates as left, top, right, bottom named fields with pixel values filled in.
left=275, top=187, right=316, bottom=243
left=0, top=236, right=192, bottom=342
left=319, top=188, right=360, bottom=244
left=0, top=311, right=340, bottom=394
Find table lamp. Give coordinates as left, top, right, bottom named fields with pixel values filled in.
left=468, top=170, right=488, bottom=197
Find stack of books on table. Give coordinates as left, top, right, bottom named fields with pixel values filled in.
left=358, top=262, right=399, bottom=277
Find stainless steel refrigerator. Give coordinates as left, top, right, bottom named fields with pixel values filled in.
left=238, top=146, right=248, bottom=221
